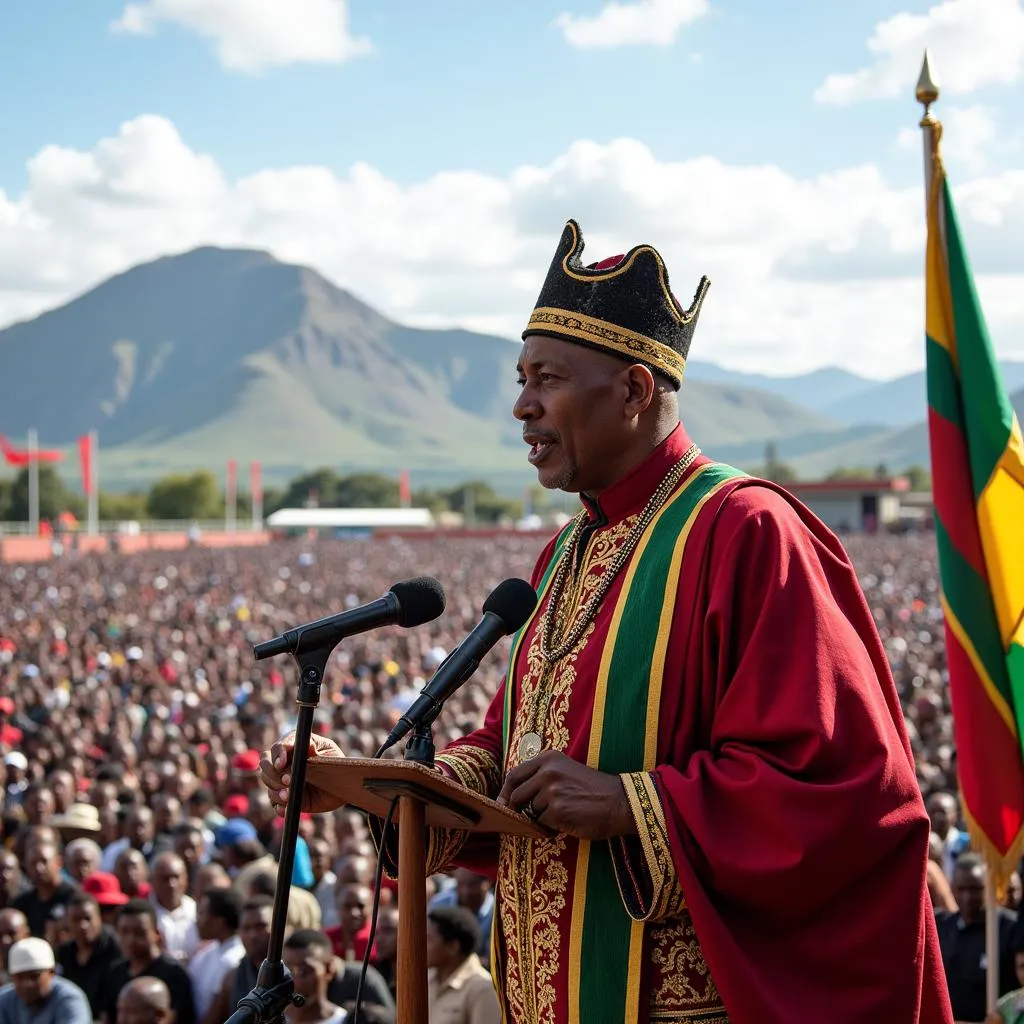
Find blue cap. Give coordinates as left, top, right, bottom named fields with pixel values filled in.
left=214, top=818, right=258, bottom=849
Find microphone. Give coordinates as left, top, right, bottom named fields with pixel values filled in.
left=252, top=576, right=446, bottom=660
left=381, top=577, right=537, bottom=752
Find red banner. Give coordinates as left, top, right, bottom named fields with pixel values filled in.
left=227, top=459, right=237, bottom=504
left=78, top=435, right=93, bottom=495
left=399, top=469, right=411, bottom=507
left=250, top=461, right=262, bottom=504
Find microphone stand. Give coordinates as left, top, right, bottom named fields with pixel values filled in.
left=224, top=645, right=332, bottom=1024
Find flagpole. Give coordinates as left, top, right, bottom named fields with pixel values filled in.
left=88, top=430, right=99, bottom=537
left=27, top=428, right=39, bottom=536
left=918, top=49, right=1000, bottom=1015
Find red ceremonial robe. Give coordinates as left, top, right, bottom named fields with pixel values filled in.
left=382, top=424, right=952, bottom=1024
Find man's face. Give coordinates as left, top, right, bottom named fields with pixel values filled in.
left=335, top=884, right=370, bottom=938
left=69, top=901, right=102, bottom=947
left=196, top=896, right=217, bottom=943
left=116, top=851, right=148, bottom=896
left=927, top=795, right=955, bottom=838
left=151, top=857, right=186, bottom=910
left=308, top=840, right=330, bottom=883
left=0, top=852, right=21, bottom=899
left=174, top=829, right=204, bottom=870
left=375, top=907, right=399, bottom=962
left=12, top=969, right=54, bottom=1007
left=240, top=907, right=272, bottom=962
left=116, top=913, right=158, bottom=963
left=953, top=865, right=986, bottom=925
left=117, top=988, right=168, bottom=1024
left=25, top=843, right=60, bottom=889
left=67, top=845, right=100, bottom=883
left=454, top=870, right=488, bottom=914
left=282, top=946, right=331, bottom=1003
left=49, top=773, right=74, bottom=811
left=514, top=334, right=633, bottom=494
left=0, top=915, right=29, bottom=969
left=128, top=808, right=155, bottom=848
left=24, top=789, right=54, bottom=826
left=425, top=919, right=449, bottom=971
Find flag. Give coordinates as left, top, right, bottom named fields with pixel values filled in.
left=78, top=434, right=93, bottom=495
left=398, top=469, right=411, bottom=507
left=924, top=116, right=1024, bottom=884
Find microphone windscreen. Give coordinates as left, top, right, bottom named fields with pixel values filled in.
left=390, top=576, right=447, bottom=627
left=483, top=578, right=538, bottom=634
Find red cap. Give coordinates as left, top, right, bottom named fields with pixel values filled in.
left=0, top=698, right=14, bottom=715
left=223, top=794, right=249, bottom=818
left=83, top=872, right=129, bottom=906
left=231, top=750, right=261, bottom=775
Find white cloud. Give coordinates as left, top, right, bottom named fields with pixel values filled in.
left=1, top=116, right=1023, bottom=378
left=554, top=0, right=709, bottom=49
left=814, top=0, right=1024, bottom=105
left=111, top=0, right=371, bottom=72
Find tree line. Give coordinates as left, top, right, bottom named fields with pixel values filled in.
left=0, top=466, right=528, bottom=525
left=0, top=457, right=933, bottom=526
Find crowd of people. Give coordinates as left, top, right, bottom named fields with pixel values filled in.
left=0, top=528, right=1015, bottom=1022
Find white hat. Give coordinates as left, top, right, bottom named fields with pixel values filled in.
left=4, top=752, right=27, bottom=771
left=126, top=646, right=144, bottom=662
left=8, top=937, right=55, bottom=975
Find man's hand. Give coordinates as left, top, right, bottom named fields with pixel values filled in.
left=259, top=733, right=346, bottom=815
left=496, top=750, right=637, bottom=840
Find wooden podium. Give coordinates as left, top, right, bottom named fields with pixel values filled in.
left=305, top=756, right=544, bottom=1024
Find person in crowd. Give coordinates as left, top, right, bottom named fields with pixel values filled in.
left=0, top=936, right=91, bottom=1024
left=425, top=906, right=500, bottom=1024
left=188, top=886, right=244, bottom=1022
left=11, top=838, right=75, bottom=938
left=428, top=868, right=493, bottom=966
left=103, top=900, right=196, bottom=1024
left=0, top=911, right=29, bottom=987
left=213, top=895, right=274, bottom=1024
left=308, top=837, right=339, bottom=929
left=56, top=890, right=122, bottom=1020
left=115, top=977, right=175, bottom=1024
left=936, top=853, right=1019, bottom=1021
left=282, top=929, right=347, bottom=1024
left=63, top=838, right=102, bottom=885
left=148, top=852, right=198, bottom=963
left=81, top=872, right=130, bottom=926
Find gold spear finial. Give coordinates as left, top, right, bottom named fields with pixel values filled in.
left=916, top=50, right=940, bottom=124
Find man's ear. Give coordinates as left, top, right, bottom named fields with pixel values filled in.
left=621, top=363, right=657, bottom=418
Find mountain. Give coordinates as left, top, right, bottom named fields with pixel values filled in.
left=819, top=363, right=1024, bottom=427
left=686, top=361, right=875, bottom=413
left=0, top=247, right=835, bottom=488
left=775, top=386, right=1024, bottom=478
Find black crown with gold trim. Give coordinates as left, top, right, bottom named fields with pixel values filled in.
left=522, top=219, right=709, bottom=389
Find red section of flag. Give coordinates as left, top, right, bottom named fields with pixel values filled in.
left=250, top=461, right=262, bottom=503
left=78, top=435, right=93, bottom=495
left=399, top=469, right=411, bottom=505
left=227, top=459, right=237, bottom=502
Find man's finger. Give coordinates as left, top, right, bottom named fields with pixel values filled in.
left=506, top=773, right=545, bottom=813
left=496, top=757, right=542, bottom=806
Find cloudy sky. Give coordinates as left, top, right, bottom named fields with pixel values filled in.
left=1, top=0, right=1022, bottom=378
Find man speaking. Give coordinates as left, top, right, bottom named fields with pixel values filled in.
left=262, top=219, right=952, bottom=1023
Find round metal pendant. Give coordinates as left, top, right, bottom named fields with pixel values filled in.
left=518, top=731, right=543, bottom=762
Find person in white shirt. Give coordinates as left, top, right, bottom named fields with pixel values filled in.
left=188, top=887, right=245, bottom=1023
left=148, top=853, right=198, bottom=963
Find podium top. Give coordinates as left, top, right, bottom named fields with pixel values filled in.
left=305, top=756, right=547, bottom=838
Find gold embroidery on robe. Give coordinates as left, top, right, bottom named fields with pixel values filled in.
left=613, top=771, right=687, bottom=922
left=648, top=913, right=727, bottom=1022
